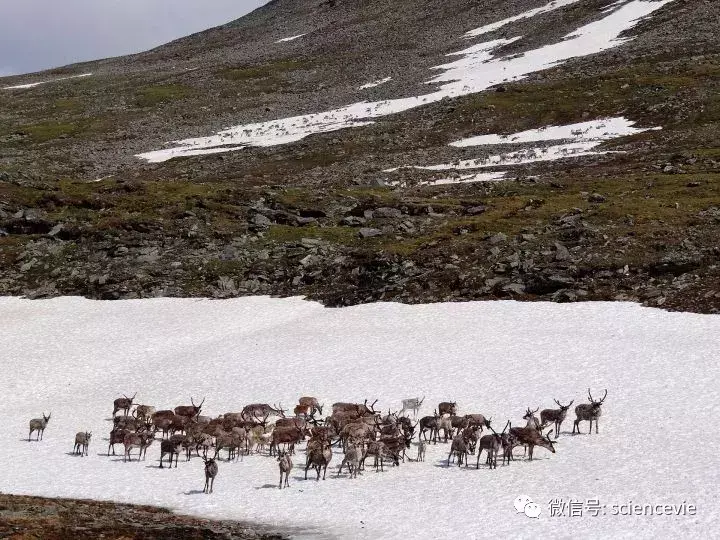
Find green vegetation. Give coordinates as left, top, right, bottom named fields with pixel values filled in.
left=219, top=59, right=312, bottom=81
left=135, top=84, right=193, bottom=107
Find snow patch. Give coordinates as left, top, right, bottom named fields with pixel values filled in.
left=383, top=117, right=659, bottom=182
left=136, top=1, right=675, bottom=163
left=275, top=33, right=306, bottom=43
left=3, top=72, right=92, bottom=90
left=464, top=0, right=582, bottom=38
left=359, top=77, right=392, bottom=89
left=450, top=117, right=660, bottom=147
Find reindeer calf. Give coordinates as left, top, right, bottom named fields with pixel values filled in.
left=278, top=451, right=293, bottom=489
left=73, top=431, right=91, bottom=456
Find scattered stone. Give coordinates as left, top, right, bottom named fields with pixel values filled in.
left=489, top=232, right=507, bottom=245
left=251, top=214, right=272, bottom=227
left=358, top=227, right=383, bottom=238
left=465, top=205, right=487, bottom=215
left=341, top=216, right=366, bottom=226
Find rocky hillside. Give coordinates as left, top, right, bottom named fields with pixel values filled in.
left=0, top=0, right=719, bottom=312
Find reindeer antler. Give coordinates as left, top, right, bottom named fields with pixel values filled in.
left=599, top=389, right=607, bottom=403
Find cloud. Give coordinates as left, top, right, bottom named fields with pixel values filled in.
left=0, top=0, right=268, bottom=76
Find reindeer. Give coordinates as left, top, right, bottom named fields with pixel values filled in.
left=438, top=402, right=457, bottom=417
left=298, top=396, right=323, bottom=416
left=340, top=421, right=375, bottom=450
left=203, top=457, right=218, bottom=494
left=360, top=441, right=399, bottom=472
left=242, top=403, right=286, bottom=421
left=332, top=399, right=378, bottom=416
left=476, top=421, right=509, bottom=469
left=73, top=431, right=91, bottom=456
left=399, top=396, right=424, bottom=418
left=133, top=404, right=156, bottom=422
left=338, top=442, right=361, bottom=478
left=28, top=412, right=51, bottom=441
left=436, top=414, right=454, bottom=443
left=113, top=393, right=136, bottom=417
left=174, top=397, right=205, bottom=420
left=447, top=432, right=470, bottom=467
left=107, top=428, right=128, bottom=456
left=510, top=426, right=556, bottom=460
left=278, top=450, right=293, bottom=488
left=419, top=412, right=440, bottom=443
left=305, top=438, right=333, bottom=481
left=123, top=429, right=155, bottom=462
left=160, top=438, right=183, bottom=468
left=464, top=414, right=492, bottom=433
left=270, top=422, right=307, bottom=456
left=573, top=389, right=607, bottom=434
left=523, top=407, right=542, bottom=430
left=113, top=414, right=143, bottom=432
left=416, top=440, right=426, bottom=462
left=541, top=399, right=574, bottom=438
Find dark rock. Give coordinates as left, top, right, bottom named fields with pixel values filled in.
left=588, top=193, right=606, bottom=203
left=465, top=205, right=487, bottom=215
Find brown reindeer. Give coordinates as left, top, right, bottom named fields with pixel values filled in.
left=174, top=397, right=205, bottom=420
left=160, top=438, right=183, bottom=468
left=438, top=401, right=457, bottom=416
left=337, top=441, right=361, bottom=478
left=242, top=403, right=286, bottom=421
left=509, top=426, right=556, bottom=460
left=278, top=451, right=293, bottom=488
left=305, top=438, right=333, bottom=480
left=73, top=431, right=91, bottom=456
left=123, top=429, right=155, bottom=462
left=573, top=389, right=607, bottom=434
left=28, top=412, right=51, bottom=441
left=298, top=396, right=323, bottom=416
left=113, top=393, right=136, bottom=417
left=270, top=422, right=306, bottom=456
left=133, top=404, right=155, bottom=422
left=332, top=399, right=378, bottom=416
left=203, top=457, right=218, bottom=494
left=541, top=399, right=574, bottom=438
left=107, top=428, right=128, bottom=456
left=447, top=432, right=470, bottom=467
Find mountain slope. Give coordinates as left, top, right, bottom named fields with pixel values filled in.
left=0, top=0, right=718, bottom=310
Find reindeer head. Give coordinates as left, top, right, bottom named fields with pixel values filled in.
left=554, top=399, right=574, bottom=412
left=191, top=397, right=205, bottom=416
left=539, top=429, right=556, bottom=453
left=523, top=407, right=539, bottom=420
left=588, top=389, right=607, bottom=410
left=43, top=412, right=51, bottom=423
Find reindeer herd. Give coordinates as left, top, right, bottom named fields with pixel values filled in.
left=26, top=389, right=607, bottom=492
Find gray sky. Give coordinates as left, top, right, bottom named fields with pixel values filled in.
left=0, top=0, right=268, bottom=76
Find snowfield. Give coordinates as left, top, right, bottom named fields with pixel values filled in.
left=1, top=296, right=718, bottom=539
